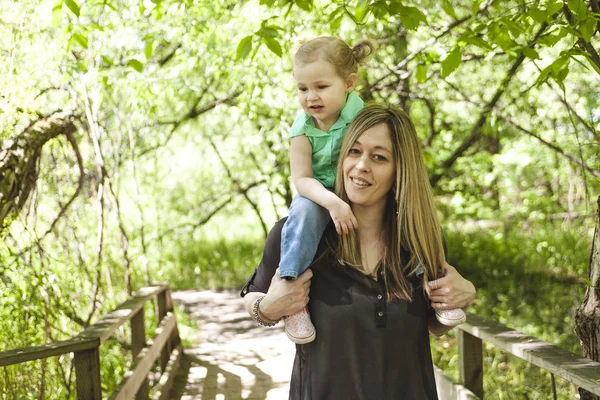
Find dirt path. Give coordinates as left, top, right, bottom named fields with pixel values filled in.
left=168, top=289, right=295, bottom=400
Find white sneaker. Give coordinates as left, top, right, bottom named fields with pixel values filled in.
left=435, top=308, right=467, bottom=326
left=436, top=308, right=466, bottom=326
left=284, top=307, right=316, bottom=344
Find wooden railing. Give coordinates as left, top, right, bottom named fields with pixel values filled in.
left=442, top=312, right=600, bottom=399
left=0, top=283, right=182, bottom=399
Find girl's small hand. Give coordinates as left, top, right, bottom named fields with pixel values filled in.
left=329, top=200, right=358, bottom=235
left=427, top=262, right=475, bottom=310
left=260, top=268, right=312, bottom=321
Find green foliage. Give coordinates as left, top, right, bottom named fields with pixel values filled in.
left=1, top=0, right=599, bottom=396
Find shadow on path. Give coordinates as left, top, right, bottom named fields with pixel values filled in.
left=168, top=289, right=295, bottom=399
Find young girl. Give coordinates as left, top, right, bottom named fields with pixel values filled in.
left=280, top=36, right=464, bottom=344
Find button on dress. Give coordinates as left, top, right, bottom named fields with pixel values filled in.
left=241, top=219, right=439, bottom=400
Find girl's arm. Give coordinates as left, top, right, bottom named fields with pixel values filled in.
left=290, top=135, right=358, bottom=234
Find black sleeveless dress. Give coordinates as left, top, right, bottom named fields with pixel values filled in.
left=241, top=219, right=439, bottom=400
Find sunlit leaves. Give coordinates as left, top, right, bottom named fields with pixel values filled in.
left=70, top=32, right=88, bottom=49
left=52, top=2, right=62, bottom=26
left=442, top=0, right=457, bottom=19
left=294, top=0, right=313, bottom=11
left=64, top=0, right=80, bottom=17
left=415, top=64, right=427, bottom=84
left=355, top=0, right=370, bottom=23
left=535, top=55, right=570, bottom=87
left=127, top=59, right=144, bottom=72
left=387, top=3, right=427, bottom=30
left=236, top=35, right=253, bottom=61
left=441, top=47, right=461, bottom=78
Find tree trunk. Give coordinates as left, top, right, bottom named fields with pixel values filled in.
left=575, top=195, right=600, bottom=400
left=0, top=111, right=76, bottom=229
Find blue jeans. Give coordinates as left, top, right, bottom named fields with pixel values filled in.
left=279, top=195, right=331, bottom=279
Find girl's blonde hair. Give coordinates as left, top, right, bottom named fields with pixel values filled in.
left=294, top=36, right=375, bottom=79
left=333, top=103, right=444, bottom=301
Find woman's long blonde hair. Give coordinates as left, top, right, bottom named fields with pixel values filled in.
left=333, top=103, right=444, bottom=301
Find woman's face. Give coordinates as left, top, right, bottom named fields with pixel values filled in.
left=342, top=123, right=395, bottom=210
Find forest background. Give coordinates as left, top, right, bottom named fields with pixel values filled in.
left=0, top=0, right=599, bottom=397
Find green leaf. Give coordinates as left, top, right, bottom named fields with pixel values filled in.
left=295, top=0, right=313, bottom=11
left=568, top=0, right=589, bottom=18
left=442, top=0, right=457, bottom=19
left=264, top=37, right=283, bottom=57
left=472, top=0, right=483, bottom=16
left=355, top=0, right=369, bottom=23
left=501, top=17, right=526, bottom=37
left=72, top=32, right=88, bottom=48
left=101, top=55, right=113, bottom=65
left=441, top=47, right=461, bottom=78
left=463, top=35, right=493, bottom=51
left=545, top=0, right=563, bottom=16
left=64, top=0, right=80, bottom=17
left=537, top=28, right=568, bottom=46
left=236, top=35, right=253, bottom=61
left=396, top=6, right=427, bottom=30
left=528, top=7, right=547, bottom=23
left=579, top=17, right=596, bottom=42
left=257, top=26, right=279, bottom=38
left=128, top=59, right=144, bottom=72
left=522, top=47, right=541, bottom=60
left=145, top=39, right=154, bottom=59
left=89, top=23, right=104, bottom=32
left=415, top=64, right=427, bottom=84
left=52, top=2, right=62, bottom=27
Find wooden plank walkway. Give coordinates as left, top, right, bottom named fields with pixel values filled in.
left=169, top=289, right=295, bottom=399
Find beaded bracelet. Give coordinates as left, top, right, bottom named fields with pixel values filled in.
left=253, top=296, right=281, bottom=327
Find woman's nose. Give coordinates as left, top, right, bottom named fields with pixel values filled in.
left=356, top=156, right=370, bottom=171
left=307, top=90, right=318, bottom=101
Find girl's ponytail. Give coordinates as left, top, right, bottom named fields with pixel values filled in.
left=294, top=36, right=376, bottom=79
left=352, top=40, right=376, bottom=65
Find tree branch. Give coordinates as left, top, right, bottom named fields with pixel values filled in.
left=502, top=116, right=600, bottom=178
left=431, top=23, right=549, bottom=185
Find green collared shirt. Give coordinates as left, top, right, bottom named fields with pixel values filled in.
left=288, top=92, right=364, bottom=189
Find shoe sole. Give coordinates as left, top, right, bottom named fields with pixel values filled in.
left=286, top=330, right=316, bottom=344
left=436, top=313, right=466, bottom=327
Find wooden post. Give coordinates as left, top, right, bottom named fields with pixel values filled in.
left=165, top=288, right=181, bottom=347
left=74, top=347, right=101, bottom=399
left=131, top=308, right=149, bottom=399
left=575, top=196, right=600, bottom=400
left=157, top=289, right=170, bottom=372
left=458, top=329, right=484, bottom=398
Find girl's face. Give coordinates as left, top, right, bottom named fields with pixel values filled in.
left=342, top=123, right=395, bottom=210
left=294, top=59, right=356, bottom=132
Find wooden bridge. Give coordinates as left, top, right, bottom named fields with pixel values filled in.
left=3, top=285, right=600, bottom=399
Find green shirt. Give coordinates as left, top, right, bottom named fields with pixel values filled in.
left=288, top=92, right=364, bottom=189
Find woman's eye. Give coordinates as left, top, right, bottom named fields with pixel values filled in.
left=317, top=85, right=328, bottom=89
left=374, top=155, right=388, bottom=162
left=298, top=87, right=308, bottom=92
left=349, top=148, right=360, bottom=155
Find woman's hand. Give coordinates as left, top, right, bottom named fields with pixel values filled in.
left=427, top=262, right=475, bottom=311
left=328, top=200, right=358, bottom=235
left=259, top=268, right=313, bottom=321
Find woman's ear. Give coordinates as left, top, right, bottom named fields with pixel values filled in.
left=345, top=73, right=358, bottom=92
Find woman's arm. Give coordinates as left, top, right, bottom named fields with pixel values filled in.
left=290, top=135, right=357, bottom=235
left=427, top=262, right=476, bottom=336
left=427, top=262, right=476, bottom=310
left=243, top=268, right=313, bottom=322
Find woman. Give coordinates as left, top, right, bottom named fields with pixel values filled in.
left=241, top=103, right=476, bottom=399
